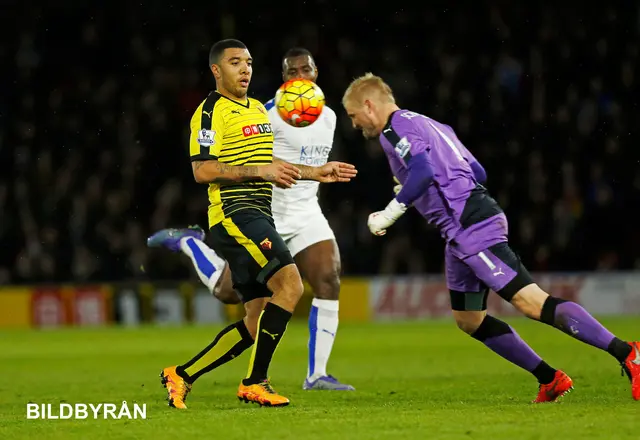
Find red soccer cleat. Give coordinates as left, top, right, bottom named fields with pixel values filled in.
left=533, top=370, right=573, bottom=403
left=621, top=341, right=640, bottom=401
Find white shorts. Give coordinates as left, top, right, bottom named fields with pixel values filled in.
left=273, top=209, right=335, bottom=257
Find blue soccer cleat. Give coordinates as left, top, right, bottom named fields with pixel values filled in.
left=147, top=225, right=205, bottom=253
left=303, top=375, right=355, bottom=391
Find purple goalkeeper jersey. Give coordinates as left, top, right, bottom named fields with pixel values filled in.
left=379, top=109, right=507, bottom=257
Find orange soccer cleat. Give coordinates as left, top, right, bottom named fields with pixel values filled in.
left=621, top=341, right=640, bottom=401
left=237, top=379, right=290, bottom=407
left=533, top=370, right=573, bottom=403
left=160, top=366, right=192, bottom=409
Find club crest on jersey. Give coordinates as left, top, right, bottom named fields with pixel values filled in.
left=242, top=123, right=272, bottom=137
left=395, top=136, right=411, bottom=159
left=260, top=238, right=272, bottom=250
left=197, top=129, right=216, bottom=146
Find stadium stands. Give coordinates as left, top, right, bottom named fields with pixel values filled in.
left=1, top=3, right=638, bottom=284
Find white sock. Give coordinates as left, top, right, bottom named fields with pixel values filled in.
left=179, top=237, right=226, bottom=293
left=307, top=298, right=339, bottom=380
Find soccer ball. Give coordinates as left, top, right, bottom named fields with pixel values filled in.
left=274, top=78, right=325, bottom=128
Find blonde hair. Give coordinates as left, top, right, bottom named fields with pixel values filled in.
left=342, top=72, right=395, bottom=107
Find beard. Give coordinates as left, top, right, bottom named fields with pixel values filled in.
left=223, top=79, right=247, bottom=99
left=362, top=127, right=378, bottom=139
left=231, top=86, right=247, bottom=99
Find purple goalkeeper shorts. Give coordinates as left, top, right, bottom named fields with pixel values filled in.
left=445, top=241, right=534, bottom=303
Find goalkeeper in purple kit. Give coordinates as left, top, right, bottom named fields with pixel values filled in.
left=342, top=72, right=640, bottom=403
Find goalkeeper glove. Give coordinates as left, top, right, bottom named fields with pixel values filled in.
left=367, top=198, right=407, bottom=236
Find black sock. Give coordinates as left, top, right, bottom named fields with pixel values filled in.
left=607, top=337, right=632, bottom=363
left=531, top=361, right=557, bottom=385
left=243, top=302, right=292, bottom=386
left=539, top=296, right=567, bottom=326
left=176, top=320, right=254, bottom=384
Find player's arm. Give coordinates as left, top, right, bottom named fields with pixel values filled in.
left=271, top=158, right=329, bottom=181
left=192, top=160, right=302, bottom=188
left=458, top=143, right=487, bottom=184
left=469, top=160, right=487, bottom=184
left=272, top=157, right=357, bottom=183
left=394, top=152, right=434, bottom=206
left=192, top=160, right=261, bottom=184
left=269, top=106, right=357, bottom=183
left=368, top=131, right=432, bottom=236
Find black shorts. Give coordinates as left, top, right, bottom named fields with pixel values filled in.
left=208, top=211, right=294, bottom=303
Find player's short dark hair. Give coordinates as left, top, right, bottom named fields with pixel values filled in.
left=282, top=47, right=313, bottom=64
left=209, top=39, right=247, bottom=66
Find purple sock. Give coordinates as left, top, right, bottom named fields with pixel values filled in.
left=484, top=327, right=544, bottom=372
left=472, top=315, right=556, bottom=383
left=553, top=301, right=615, bottom=350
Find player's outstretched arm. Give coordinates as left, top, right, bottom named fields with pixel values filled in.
left=368, top=152, right=433, bottom=236
left=273, top=158, right=357, bottom=183
left=191, top=160, right=301, bottom=189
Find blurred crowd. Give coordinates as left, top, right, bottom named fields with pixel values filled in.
left=1, top=3, right=639, bottom=284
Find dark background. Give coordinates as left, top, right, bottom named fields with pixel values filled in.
left=1, top=2, right=638, bottom=284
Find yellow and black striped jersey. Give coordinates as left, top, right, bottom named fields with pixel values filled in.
left=189, top=91, right=274, bottom=227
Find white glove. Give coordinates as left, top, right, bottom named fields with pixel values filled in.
left=393, top=176, right=402, bottom=195
left=367, top=199, right=407, bottom=236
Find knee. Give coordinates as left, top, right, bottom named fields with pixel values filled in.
left=271, top=271, right=304, bottom=301
left=212, top=266, right=240, bottom=304
left=277, top=275, right=304, bottom=312
left=267, top=264, right=305, bottom=312
left=311, top=270, right=340, bottom=300
left=510, top=283, right=548, bottom=320
left=284, top=276, right=305, bottom=301
left=453, top=311, right=486, bottom=335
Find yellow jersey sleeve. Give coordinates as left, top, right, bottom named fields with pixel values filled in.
left=189, top=96, right=225, bottom=161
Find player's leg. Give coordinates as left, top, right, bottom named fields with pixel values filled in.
left=162, top=312, right=255, bottom=409
left=244, top=264, right=302, bottom=379
left=511, top=279, right=639, bottom=401
left=236, top=265, right=302, bottom=407
left=293, top=238, right=354, bottom=391
left=446, top=246, right=572, bottom=403
left=241, top=296, right=270, bottom=339
left=158, top=224, right=256, bottom=409
left=147, top=225, right=242, bottom=304
left=173, top=295, right=266, bottom=390
left=147, top=225, right=227, bottom=293
left=212, top=264, right=242, bottom=304
left=219, top=215, right=302, bottom=406
left=464, top=242, right=639, bottom=400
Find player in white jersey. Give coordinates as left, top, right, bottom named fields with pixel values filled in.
left=148, top=48, right=354, bottom=391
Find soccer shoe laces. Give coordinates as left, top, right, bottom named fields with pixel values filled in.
left=258, top=380, right=276, bottom=394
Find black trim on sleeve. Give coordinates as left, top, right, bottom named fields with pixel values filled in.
left=381, top=112, right=413, bottom=163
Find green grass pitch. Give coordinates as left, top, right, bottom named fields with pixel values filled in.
left=2, top=317, right=639, bottom=439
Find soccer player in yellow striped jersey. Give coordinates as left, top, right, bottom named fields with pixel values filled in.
left=189, top=80, right=277, bottom=226
left=212, top=48, right=355, bottom=392
left=151, top=39, right=357, bottom=409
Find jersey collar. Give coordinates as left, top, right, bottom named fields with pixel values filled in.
left=213, top=91, right=250, bottom=108
left=383, top=110, right=399, bottom=132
